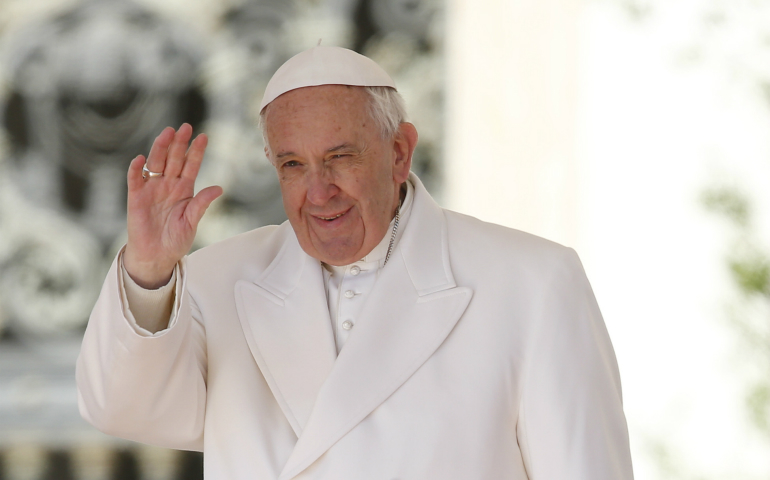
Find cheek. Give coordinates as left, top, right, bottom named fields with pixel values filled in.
left=350, top=157, right=391, bottom=199
left=278, top=180, right=305, bottom=215
left=368, top=165, right=396, bottom=207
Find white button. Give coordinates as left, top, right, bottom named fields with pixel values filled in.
left=342, top=320, right=354, bottom=330
left=344, top=290, right=355, bottom=298
left=350, top=266, right=361, bottom=275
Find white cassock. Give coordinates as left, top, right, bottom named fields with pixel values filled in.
left=77, top=172, right=635, bottom=480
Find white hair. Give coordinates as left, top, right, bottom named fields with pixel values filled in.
left=259, top=86, right=408, bottom=157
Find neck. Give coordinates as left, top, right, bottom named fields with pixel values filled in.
left=393, top=182, right=406, bottom=218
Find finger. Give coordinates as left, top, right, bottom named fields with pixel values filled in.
left=127, top=155, right=146, bottom=193
left=145, top=127, right=175, bottom=174
left=180, top=133, right=209, bottom=181
left=165, top=123, right=193, bottom=178
left=186, top=185, right=223, bottom=229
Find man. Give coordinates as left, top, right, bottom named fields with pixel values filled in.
left=77, top=46, right=634, bottom=479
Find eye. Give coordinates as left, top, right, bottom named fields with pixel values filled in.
left=282, top=160, right=301, bottom=168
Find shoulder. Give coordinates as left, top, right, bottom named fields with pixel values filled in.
left=442, top=209, right=583, bottom=284
left=185, top=222, right=292, bottom=283
left=443, top=209, right=577, bottom=264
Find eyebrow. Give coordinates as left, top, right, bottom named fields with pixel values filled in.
left=275, top=143, right=359, bottom=160
left=275, top=151, right=295, bottom=159
left=327, top=143, right=358, bottom=154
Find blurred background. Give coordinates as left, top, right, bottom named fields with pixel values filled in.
left=0, top=0, right=768, bottom=478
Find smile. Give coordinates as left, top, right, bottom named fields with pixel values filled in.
left=317, top=212, right=346, bottom=221
left=312, top=207, right=353, bottom=223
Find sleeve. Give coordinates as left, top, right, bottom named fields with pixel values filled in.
left=76, top=251, right=207, bottom=451
left=121, top=254, right=177, bottom=335
left=516, top=248, right=634, bottom=480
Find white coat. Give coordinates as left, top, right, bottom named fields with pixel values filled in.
left=77, top=173, right=634, bottom=480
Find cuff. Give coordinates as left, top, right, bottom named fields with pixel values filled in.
left=118, top=251, right=180, bottom=336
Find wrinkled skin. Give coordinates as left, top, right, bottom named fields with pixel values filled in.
left=264, top=85, right=418, bottom=266
left=123, top=124, right=222, bottom=288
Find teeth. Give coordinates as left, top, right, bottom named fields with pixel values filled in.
left=319, top=213, right=344, bottom=220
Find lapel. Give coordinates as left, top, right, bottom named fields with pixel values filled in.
left=278, top=174, right=474, bottom=480
left=234, top=225, right=338, bottom=437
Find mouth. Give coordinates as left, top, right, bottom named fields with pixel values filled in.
left=317, top=212, right=346, bottom=221
left=312, top=207, right=351, bottom=223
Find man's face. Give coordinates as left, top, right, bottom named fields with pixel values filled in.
left=264, top=85, right=415, bottom=266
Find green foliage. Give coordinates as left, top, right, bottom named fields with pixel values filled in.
left=729, top=252, right=770, bottom=295
left=747, top=383, right=770, bottom=433
left=703, top=184, right=770, bottom=439
left=704, top=186, right=769, bottom=296
left=702, top=187, right=750, bottom=228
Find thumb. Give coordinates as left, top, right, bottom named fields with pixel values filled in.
left=186, top=185, right=224, bottom=229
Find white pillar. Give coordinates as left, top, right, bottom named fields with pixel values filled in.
left=444, top=0, right=583, bottom=248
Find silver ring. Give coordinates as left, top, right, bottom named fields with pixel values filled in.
left=142, top=164, right=163, bottom=179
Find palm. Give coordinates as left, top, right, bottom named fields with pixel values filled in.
left=124, top=124, right=222, bottom=288
left=130, top=174, right=196, bottom=255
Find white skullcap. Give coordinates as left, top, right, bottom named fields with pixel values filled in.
left=259, top=46, right=397, bottom=111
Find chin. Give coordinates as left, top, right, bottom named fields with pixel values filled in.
left=302, top=239, right=361, bottom=265
left=318, top=251, right=358, bottom=266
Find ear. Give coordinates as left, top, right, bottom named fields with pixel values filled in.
left=392, top=122, right=418, bottom=183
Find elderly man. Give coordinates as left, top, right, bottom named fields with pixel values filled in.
left=77, top=47, right=634, bottom=479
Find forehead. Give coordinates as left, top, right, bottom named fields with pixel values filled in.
left=264, top=85, right=374, bottom=144
left=269, top=84, right=369, bottom=112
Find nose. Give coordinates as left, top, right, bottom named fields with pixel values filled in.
left=305, top=168, right=339, bottom=206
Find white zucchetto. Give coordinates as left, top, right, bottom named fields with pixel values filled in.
left=259, top=46, right=397, bottom=111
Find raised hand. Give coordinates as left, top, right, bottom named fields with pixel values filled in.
left=123, top=124, right=223, bottom=289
